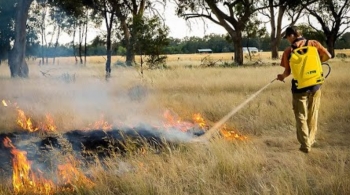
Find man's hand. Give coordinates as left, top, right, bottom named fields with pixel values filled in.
left=277, top=74, right=285, bottom=82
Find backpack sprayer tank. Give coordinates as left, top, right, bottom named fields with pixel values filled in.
left=289, top=46, right=326, bottom=89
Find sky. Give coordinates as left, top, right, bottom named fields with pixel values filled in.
left=57, top=2, right=341, bottom=45
left=58, top=2, right=228, bottom=44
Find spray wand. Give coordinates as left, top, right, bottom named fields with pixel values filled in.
left=192, top=78, right=277, bottom=142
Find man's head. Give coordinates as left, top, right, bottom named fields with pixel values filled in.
left=283, top=26, right=302, bottom=43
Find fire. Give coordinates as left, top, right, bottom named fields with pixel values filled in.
left=3, top=137, right=54, bottom=195
left=3, top=138, right=95, bottom=194
left=16, top=109, right=39, bottom=132
left=192, top=113, right=207, bottom=129
left=190, top=112, right=247, bottom=141
left=57, top=156, right=95, bottom=189
left=85, top=115, right=113, bottom=130
left=162, top=110, right=246, bottom=140
left=2, top=99, right=57, bottom=132
left=162, top=110, right=198, bottom=132
left=220, top=125, right=247, bottom=141
left=41, top=114, right=57, bottom=132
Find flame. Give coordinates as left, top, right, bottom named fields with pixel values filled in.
left=192, top=113, right=207, bottom=129
left=41, top=114, right=57, bottom=132
left=16, top=109, right=39, bottom=132
left=3, top=137, right=54, bottom=194
left=2, top=99, right=8, bottom=106
left=3, top=138, right=95, bottom=194
left=219, top=125, right=247, bottom=141
left=2, top=99, right=57, bottom=132
left=85, top=115, right=112, bottom=130
left=162, top=110, right=197, bottom=132
left=57, top=157, right=95, bottom=189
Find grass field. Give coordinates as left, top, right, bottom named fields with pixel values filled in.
left=0, top=51, right=349, bottom=194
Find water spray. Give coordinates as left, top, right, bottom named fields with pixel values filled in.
left=193, top=78, right=277, bottom=142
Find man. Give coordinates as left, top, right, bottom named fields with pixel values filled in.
left=277, top=26, right=332, bottom=153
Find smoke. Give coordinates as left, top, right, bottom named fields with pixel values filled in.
left=1, top=65, right=202, bottom=142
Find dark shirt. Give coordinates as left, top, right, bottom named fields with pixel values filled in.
left=291, top=79, right=321, bottom=93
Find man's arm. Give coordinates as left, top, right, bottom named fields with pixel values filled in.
left=313, top=41, right=332, bottom=62
left=277, top=47, right=292, bottom=81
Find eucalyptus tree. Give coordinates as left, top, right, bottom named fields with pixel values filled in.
left=133, top=15, right=169, bottom=73
left=243, top=19, right=266, bottom=61
left=83, top=0, right=116, bottom=78
left=259, top=0, right=307, bottom=59
left=174, top=0, right=270, bottom=65
left=304, top=0, right=350, bottom=57
left=0, top=1, right=15, bottom=64
left=4, top=0, right=85, bottom=77
left=111, top=0, right=166, bottom=66
left=8, top=0, right=34, bottom=77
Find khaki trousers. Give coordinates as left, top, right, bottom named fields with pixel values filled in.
left=292, top=89, right=321, bottom=150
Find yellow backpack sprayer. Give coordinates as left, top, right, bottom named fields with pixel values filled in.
left=289, top=40, right=331, bottom=89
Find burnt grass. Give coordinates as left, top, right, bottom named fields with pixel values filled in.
left=0, top=126, right=205, bottom=178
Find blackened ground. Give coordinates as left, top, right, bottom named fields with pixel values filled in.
left=0, top=127, right=205, bottom=177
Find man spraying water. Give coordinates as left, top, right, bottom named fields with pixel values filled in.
left=277, top=26, right=332, bottom=153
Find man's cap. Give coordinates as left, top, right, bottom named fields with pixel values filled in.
left=283, top=26, right=298, bottom=39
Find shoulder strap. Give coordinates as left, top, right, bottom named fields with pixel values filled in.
left=291, top=37, right=306, bottom=50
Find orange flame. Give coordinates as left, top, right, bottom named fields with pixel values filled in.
left=190, top=112, right=247, bottom=141
left=41, top=114, right=57, bottom=132
left=16, top=109, right=39, bottom=132
left=57, top=157, right=95, bottom=189
left=85, top=115, right=112, bottom=130
left=162, top=110, right=197, bottom=132
left=192, top=113, right=207, bottom=130
left=3, top=137, right=54, bottom=194
left=2, top=99, right=58, bottom=132
left=3, top=138, right=95, bottom=194
left=219, top=125, right=247, bottom=141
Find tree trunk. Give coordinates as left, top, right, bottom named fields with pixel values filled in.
left=105, top=11, right=114, bottom=78
left=271, top=37, right=279, bottom=59
left=78, top=25, right=83, bottom=64
left=246, top=39, right=252, bottom=61
left=122, top=19, right=135, bottom=66
left=72, top=22, right=78, bottom=64
left=125, top=43, right=135, bottom=66
left=84, top=16, right=88, bottom=66
left=106, top=27, right=112, bottom=78
left=53, top=26, right=61, bottom=65
left=231, top=31, right=243, bottom=65
left=9, top=0, right=33, bottom=78
left=326, top=34, right=335, bottom=58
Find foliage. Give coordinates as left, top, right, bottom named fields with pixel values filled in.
left=0, top=1, right=16, bottom=60
left=304, top=0, right=350, bottom=56
left=133, top=15, right=170, bottom=69
left=297, top=23, right=326, bottom=44
left=173, top=0, right=273, bottom=65
left=335, top=32, right=350, bottom=49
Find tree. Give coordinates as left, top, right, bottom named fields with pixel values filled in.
left=335, top=32, right=350, bottom=49
left=259, top=0, right=307, bottom=59
left=304, top=0, right=350, bottom=57
left=298, top=23, right=326, bottom=43
left=112, top=0, right=166, bottom=66
left=134, top=15, right=170, bottom=72
left=174, top=0, right=269, bottom=65
left=243, top=19, right=266, bottom=61
left=8, top=0, right=34, bottom=78
left=0, top=1, right=16, bottom=64
left=83, top=0, right=116, bottom=78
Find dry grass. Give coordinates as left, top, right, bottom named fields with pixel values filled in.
left=0, top=52, right=349, bottom=194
